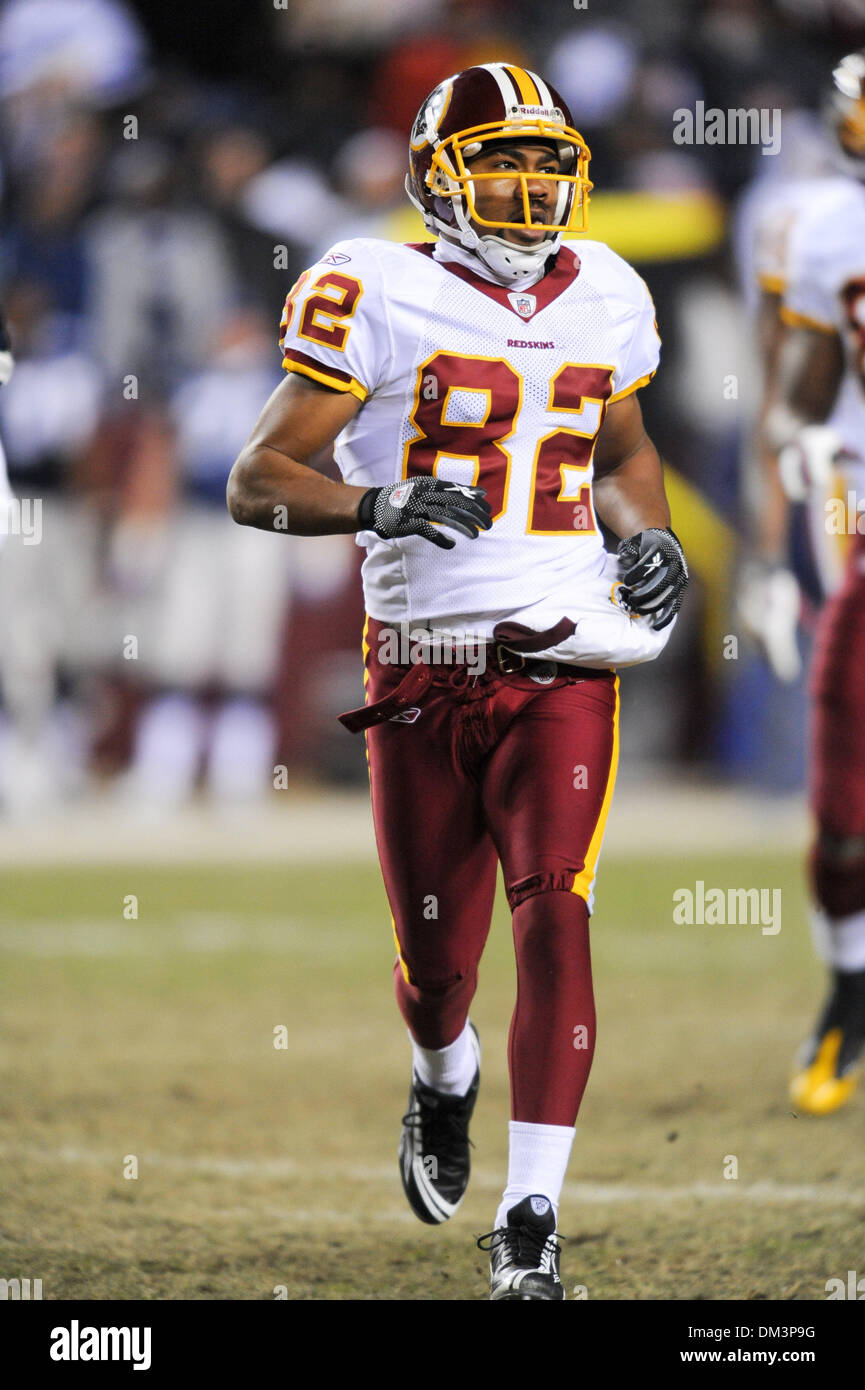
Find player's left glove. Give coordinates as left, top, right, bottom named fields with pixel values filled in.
left=616, top=527, right=689, bottom=631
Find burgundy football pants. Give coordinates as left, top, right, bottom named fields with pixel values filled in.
left=810, top=530, right=865, bottom=917
left=362, top=617, right=619, bottom=1127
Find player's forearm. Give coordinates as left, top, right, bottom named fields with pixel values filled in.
left=227, top=443, right=369, bottom=535
left=752, top=448, right=790, bottom=563
left=592, top=443, right=671, bottom=540
left=766, top=328, right=844, bottom=448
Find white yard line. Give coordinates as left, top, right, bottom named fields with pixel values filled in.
left=0, top=1145, right=858, bottom=1206
left=0, top=783, right=808, bottom=866
left=0, top=917, right=326, bottom=955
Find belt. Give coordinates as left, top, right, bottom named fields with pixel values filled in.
left=339, top=617, right=609, bottom=734
left=338, top=662, right=434, bottom=733
left=492, top=644, right=550, bottom=675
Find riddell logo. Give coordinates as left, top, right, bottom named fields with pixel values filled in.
left=507, top=339, right=555, bottom=349
left=510, top=104, right=563, bottom=122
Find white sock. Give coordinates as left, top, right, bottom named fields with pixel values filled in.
left=811, top=907, right=865, bottom=971
left=827, top=909, right=865, bottom=971
left=810, top=908, right=832, bottom=964
left=129, top=694, right=205, bottom=806
left=410, top=1022, right=477, bottom=1096
left=207, top=697, right=275, bottom=802
left=495, top=1121, right=575, bottom=1230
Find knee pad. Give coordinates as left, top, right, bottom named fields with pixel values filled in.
left=506, top=868, right=585, bottom=911
left=393, top=954, right=475, bottom=995
left=811, top=831, right=865, bottom=918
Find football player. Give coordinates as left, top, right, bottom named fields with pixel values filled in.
left=0, top=312, right=14, bottom=543
left=228, top=62, right=687, bottom=1300
left=766, top=51, right=865, bottom=1114
left=736, top=120, right=840, bottom=679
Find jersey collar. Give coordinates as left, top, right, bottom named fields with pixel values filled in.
left=407, top=241, right=581, bottom=321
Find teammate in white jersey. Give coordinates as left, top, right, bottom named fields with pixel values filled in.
left=767, top=51, right=865, bottom=1115
left=0, top=313, right=14, bottom=544
left=228, top=61, right=687, bottom=1300
left=736, top=126, right=844, bottom=681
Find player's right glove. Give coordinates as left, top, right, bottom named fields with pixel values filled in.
left=736, top=558, right=802, bottom=683
left=777, top=424, right=842, bottom=502
left=616, top=526, right=689, bottom=631
left=357, top=477, right=492, bottom=551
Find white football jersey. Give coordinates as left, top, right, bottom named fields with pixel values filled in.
left=279, top=237, right=666, bottom=667
left=750, top=178, right=815, bottom=298
left=782, top=177, right=865, bottom=484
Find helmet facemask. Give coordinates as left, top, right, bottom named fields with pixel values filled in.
left=427, top=123, right=591, bottom=237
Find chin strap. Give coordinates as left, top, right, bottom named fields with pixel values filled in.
left=408, top=171, right=563, bottom=287
left=434, top=232, right=557, bottom=288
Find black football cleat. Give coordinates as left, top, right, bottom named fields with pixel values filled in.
left=477, top=1194, right=565, bottom=1300
left=398, top=1023, right=481, bottom=1224
left=790, top=966, right=865, bottom=1115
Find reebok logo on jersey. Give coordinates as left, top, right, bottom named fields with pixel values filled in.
left=507, top=339, right=555, bottom=348
left=322, top=251, right=351, bottom=265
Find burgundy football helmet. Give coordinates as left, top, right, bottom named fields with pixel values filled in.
left=405, top=62, right=592, bottom=280
left=827, top=50, right=865, bottom=177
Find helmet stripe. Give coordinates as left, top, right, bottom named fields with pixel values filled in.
left=527, top=69, right=555, bottom=109
left=505, top=64, right=541, bottom=105
left=479, top=61, right=521, bottom=109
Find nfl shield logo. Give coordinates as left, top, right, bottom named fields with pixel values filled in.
left=508, top=291, right=537, bottom=319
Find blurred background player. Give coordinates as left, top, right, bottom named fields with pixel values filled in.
left=735, top=109, right=834, bottom=684
left=0, top=280, right=105, bottom=813
left=120, top=308, right=293, bottom=807
left=0, top=310, right=14, bottom=535
left=759, top=50, right=865, bottom=1113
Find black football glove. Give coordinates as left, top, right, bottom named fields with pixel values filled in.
left=357, top=477, right=492, bottom=551
left=616, top=527, right=689, bottom=631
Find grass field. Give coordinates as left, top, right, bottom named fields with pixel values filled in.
left=1, top=846, right=862, bottom=1301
